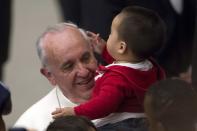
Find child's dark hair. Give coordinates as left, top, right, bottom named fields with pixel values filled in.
left=118, top=6, right=166, bottom=59
left=146, top=79, right=197, bottom=129
left=46, top=115, right=97, bottom=131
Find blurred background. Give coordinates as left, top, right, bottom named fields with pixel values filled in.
left=3, top=0, right=61, bottom=127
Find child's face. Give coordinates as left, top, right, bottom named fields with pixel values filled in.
left=106, top=14, right=122, bottom=59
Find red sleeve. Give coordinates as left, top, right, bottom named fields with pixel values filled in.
left=101, top=46, right=114, bottom=64
left=74, top=74, right=125, bottom=120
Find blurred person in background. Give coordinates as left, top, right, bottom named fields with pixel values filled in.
left=0, top=82, right=35, bottom=131
left=0, top=81, right=12, bottom=131
left=0, top=0, right=12, bottom=81
left=144, top=79, right=197, bottom=131
left=191, top=1, right=197, bottom=90
left=46, top=115, right=97, bottom=131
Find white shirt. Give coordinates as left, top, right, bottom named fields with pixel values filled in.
left=14, top=87, right=76, bottom=131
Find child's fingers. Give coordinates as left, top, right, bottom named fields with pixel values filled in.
left=51, top=108, right=65, bottom=119
left=86, top=31, right=97, bottom=37
left=52, top=113, right=64, bottom=119
left=86, top=31, right=100, bottom=40
left=51, top=108, right=62, bottom=115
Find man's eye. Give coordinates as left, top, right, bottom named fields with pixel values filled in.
left=82, top=53, right=91, bottom=63
left=61, top=63, right=73, bottom=71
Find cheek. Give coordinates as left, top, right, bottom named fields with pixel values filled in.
left=91, top=60, right=98, bottom=70
left=64, top=72, right=75, bottom=83
left=59, top=73, right=77, bottom=95
left=89, top=55, right=98, bottom=70
left=56, top=72, right=76, bottom=89
left=107, top=36, right=115, bottom=51
left=106, top=42, right=115, bottom=59
left=107, top=36, right=112, bottom=47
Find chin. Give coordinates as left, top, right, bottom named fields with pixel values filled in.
left=77, top=89, right=92, bottom=103
left=83, top=85, right=94, bottom=95
left=89, top=78, right=95, bottom=87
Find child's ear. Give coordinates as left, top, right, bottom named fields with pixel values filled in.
left=118, top=41, right=127, bottom=54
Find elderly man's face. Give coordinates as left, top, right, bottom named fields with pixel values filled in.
left=41, top=27, right=97, bottom=103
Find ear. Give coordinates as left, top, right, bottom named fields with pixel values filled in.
left=40, top=68, right=57, bottom=86
left=118, top=41, right=127, bottom=54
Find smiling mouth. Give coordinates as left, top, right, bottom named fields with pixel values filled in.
left=76, top=76, right=94, bottom=85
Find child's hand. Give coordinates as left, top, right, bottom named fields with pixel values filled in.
left=86, top=31, right=106, bottom=54
left=51, top=107, right=75, bottom=119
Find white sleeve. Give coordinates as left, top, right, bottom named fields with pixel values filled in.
left=14, top=107, right=38, bottom=129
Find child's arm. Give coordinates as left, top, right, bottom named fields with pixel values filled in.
left=52, top=77, right=125, bottom=120
left=86, top=31, right=106, bottom=55
left=52, top=107, right=75, bottom=119
left=87, top=31, right=114, bottom=64
left=74, top=75, right=126, bottom=120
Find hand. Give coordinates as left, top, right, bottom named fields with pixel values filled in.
left=51, top=107, right=75, bottom=119
left=86, top=31, right=106, bottom=54
left=179, top=66, right=192, bottom=83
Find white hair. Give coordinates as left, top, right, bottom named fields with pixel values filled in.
left=36, top=22, right=89, bottom=67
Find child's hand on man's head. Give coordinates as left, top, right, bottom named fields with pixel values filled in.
left=86, top=31, right=106, bottom=54
left=51, top=107, right=75, bottom=119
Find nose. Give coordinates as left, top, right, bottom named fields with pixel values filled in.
left=76, top=63, right=89, bottom=77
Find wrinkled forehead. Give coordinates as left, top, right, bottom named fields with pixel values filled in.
left=45, top=27, right=88, bottom=49
left=42, top=27, right=90, bottom=62
left=45, top=26, right=86, bottom=44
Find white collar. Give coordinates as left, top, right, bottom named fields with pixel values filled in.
left=55, top=86, right=77, bottom=108
left=106, top=59, right=153, bottom=71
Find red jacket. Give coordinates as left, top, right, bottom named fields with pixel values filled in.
left=74, top=59, right=165, bottom=119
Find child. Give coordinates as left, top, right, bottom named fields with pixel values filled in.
left=46, top=115, right=97, bottom=131
left=144, top=78, right=197, bottom=131
left=52, top=6, right=166, bottom=131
